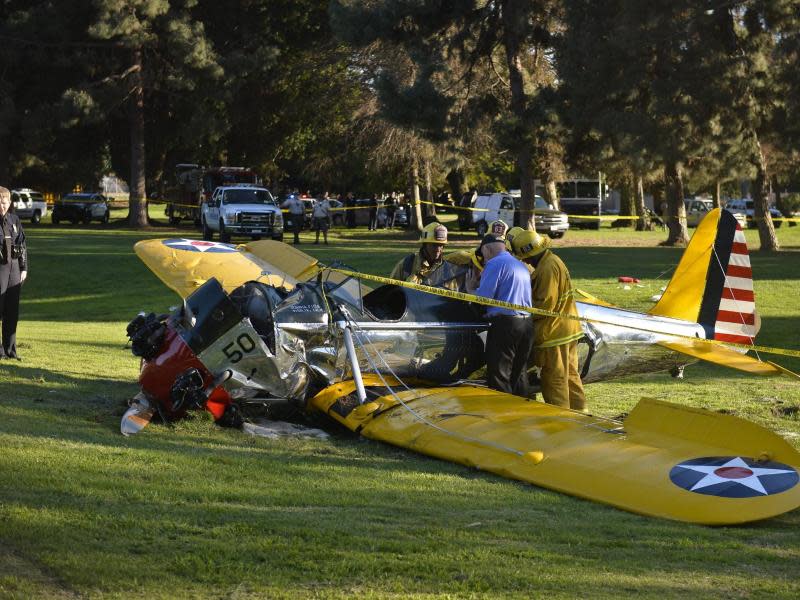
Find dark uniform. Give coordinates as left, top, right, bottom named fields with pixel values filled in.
left=1, top=210, right=27, bottom=358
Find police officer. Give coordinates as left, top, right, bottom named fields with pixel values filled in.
left=280, top=194, right=305, bottom=244
left=512, top=230, right=586, bottom=411
left=389, top=222, right=459, bottom=290
left=0, top=186, right=27, bottom=360
left=474, top=234, right=532, bottom=395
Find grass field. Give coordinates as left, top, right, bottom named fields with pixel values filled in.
left=1, top=212, right=800, bottom=599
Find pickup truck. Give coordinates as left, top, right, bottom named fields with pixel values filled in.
left=472, top=192, right=569, bottom=238
left=200, top=185, right=284, bottom=243
left=11, top=188, right=48, bottom=223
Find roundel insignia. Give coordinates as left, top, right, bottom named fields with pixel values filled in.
left=669, top=456, right=799, bottom=498
left=162, top=238, right=237, bottom=253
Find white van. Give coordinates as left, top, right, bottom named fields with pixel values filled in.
left=11, top=188, right=48, bottom=223
left=472, top=192, right=569, bottom=238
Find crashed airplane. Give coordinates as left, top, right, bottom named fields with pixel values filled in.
left=123, top=209, right=800, bottom=524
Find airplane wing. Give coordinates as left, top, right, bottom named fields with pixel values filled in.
left=311, top=378, right=800, bottom=525
left=134, top=238, right=317, bottom=298
left=658, top=338, right=800, bottom=379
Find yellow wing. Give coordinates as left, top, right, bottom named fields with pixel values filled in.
left=658, top=338, right=799, bottom=379
left=134, top=238, right=318, bottom=298
left=311, top=377, right=800, bottom=525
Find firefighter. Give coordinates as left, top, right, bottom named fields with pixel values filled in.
left=389, top=222, right=459, bottom=290
left=505, top=226, right=525, bottom=252
left=511, top=230, right=586, bottom=411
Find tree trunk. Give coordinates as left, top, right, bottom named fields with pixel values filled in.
left=663, top=162, right=689, bottom=246
left=0, top=132, right=9, bottom=184
left=423, top=156, right=436, bottom=219
left=634, top=174, right=652, bottom=231
left=502, top=0, right=536, bottom=231
left=127, top=48, right=148, bottom=228
left=410, top=159, right=422, bottom=232
left=751, top=136, right=778, bottom=251
left=713, top=180, right=721, bottom=209
left=618, top=173, right=635, bottom=228
left=445, top=168, right=465, bottom=204
left=543, top=176, right=559, bottom=211
left=772, top=174, right=788, bottom=217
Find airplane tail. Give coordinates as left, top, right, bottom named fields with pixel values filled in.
left=649, top=209, right=758, bottom=345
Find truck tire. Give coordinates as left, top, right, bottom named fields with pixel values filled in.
left=219, top=220, right=231, bottom=243
left=32, top=210, right=41, bottom=224
left=202, top=217, right=213, bottom=241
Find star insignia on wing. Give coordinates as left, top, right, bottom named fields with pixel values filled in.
left=669, top=456, right=799, bottom=498
left=162, top=238, right=236, bottom=253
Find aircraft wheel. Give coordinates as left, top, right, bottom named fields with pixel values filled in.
left=202, top=218, right=213, bottom=241
left=219, top=220, right=231, bottom=243
left=31, top=210, right=41, bottom=224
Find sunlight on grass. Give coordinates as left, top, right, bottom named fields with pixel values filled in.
left=1, top=223, right=799, bottom=598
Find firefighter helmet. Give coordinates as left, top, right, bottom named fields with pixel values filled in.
left=488, top=219, right=509, bottom=239
left=420, top=222, right=448, bottom=245
left=505, top=226, right=525, bottom=251
left=512, top=229, right=551, bottom=259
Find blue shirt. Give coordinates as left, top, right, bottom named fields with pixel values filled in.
left=475, top=250, right=532, bottom=317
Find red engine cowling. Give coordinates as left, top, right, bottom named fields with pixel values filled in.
left=139, top=324, right=232, bottom=420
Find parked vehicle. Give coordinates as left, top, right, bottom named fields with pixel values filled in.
left=166, top=164, right=261, bottom=225
left=535, top=178, right=609, bottom=230
left=328, top=199, right=408, bottom=228
left=685, top=199, right=747, bottom=229
left=472, top=192, right=569, bottom=238
left=52, top=193, right=109, bottom=225
left=11, top=188, right=48, bottom=223
left=724, top=198, right=783, bottom=228
left=200, top=185, right=283, bottom=242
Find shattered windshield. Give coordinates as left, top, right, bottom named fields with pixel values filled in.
left=320, top=268, right=368, bottom=313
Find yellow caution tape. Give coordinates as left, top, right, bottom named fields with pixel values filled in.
left=323, top=265, right=800, bottom=359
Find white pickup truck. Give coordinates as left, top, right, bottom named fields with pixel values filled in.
left=11, top=188, right=48, bottom=223
left=200, top=185, right=284, bottom=243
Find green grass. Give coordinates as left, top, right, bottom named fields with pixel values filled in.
left=1, top=216, right=800, bottom=598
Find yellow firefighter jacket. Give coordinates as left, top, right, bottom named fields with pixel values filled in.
left=531, top=250, right=583, bottom=349
left=390, top=250, right=460, bottom=291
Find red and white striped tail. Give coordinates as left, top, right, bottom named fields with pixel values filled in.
left=713, top=225, right=757, bottom=345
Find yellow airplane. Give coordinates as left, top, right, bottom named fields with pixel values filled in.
left=122, top=210, right=800, bottom=525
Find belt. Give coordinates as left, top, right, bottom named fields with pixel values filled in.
left=490, top=313, right=530, bottom=319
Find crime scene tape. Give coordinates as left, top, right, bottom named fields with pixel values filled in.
left=323, top=265, right=800, bottom=360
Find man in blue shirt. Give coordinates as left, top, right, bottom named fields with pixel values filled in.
left=474, top=234, right=532, bottom=395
